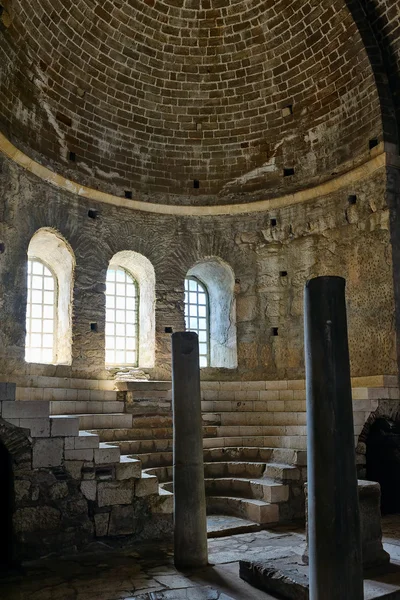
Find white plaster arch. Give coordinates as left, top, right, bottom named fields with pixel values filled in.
left=108, top=251, right=155, bottom=368
left=187, top=258, right=237, bottom=369
left=27, top=228, right=75, bottom=365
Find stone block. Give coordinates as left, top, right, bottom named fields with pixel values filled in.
left=81, top=480, right=97, bottom=501
left=74, top=431, right=100, bottom=449
left=116, top=456, right=142, bottom=480
left=2, top=400, right=49, bottom=419
left=108, top=505, right=135, bottom=535
left=303, top=480, right=390, bottom=569
left=50, top=416, right=80, bottom=437
left=65, top=448, right=94, bottom=461
left=64, top=437, right=75, bottom=450
left=265, top=380, right=288, bottom=390
left=19, top=417, right=50, bottom=438
left=32, top=438, right=63, bottom=469
left=64, top=460, right=83, bottom=479
left=135, top=473, right=158, bottom=497
left=97, top=481, right=134, bottom=507
left=0, top=382, right=16, bottom=401
left=94, top=444, right=120, bottom=464
left=94, top=512, right=110, bottom=537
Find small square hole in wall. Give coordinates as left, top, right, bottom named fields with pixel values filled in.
left=284, top=168, right=295, bottom=177
left=165, top=327, right=173, bottom=334
left=69, top=151, right=76, bottom=162
left=369, top=138, right=379, bottom=150
left=282, top=104, right=293, bottom=117
left=193, top=180, right=200, bottom=189
left=270, top=218, right=277, bottom=227
left=280, top=271, right=288, bottom=277
left=88, top=209, right=98, bottom=219
left=272, top=327, right=279, bottom=337
left=348, top=195, right=357, bottom=205
left=0, top=242, right=5, bottom=254
left=125, top=190, right=132, bottom=199
left=90, top=322, right=98, bottom=332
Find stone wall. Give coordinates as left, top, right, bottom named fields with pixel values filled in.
left=0, top=0, right=382, bottom=204
left=0, top=383, right=172, bottom=561
left=0, top=154, right=396, bottom=381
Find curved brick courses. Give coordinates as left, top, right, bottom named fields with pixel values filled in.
left=0, top=0, right=383, bottom=205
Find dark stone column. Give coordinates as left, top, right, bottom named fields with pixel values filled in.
left=305, top=276, right=363, bottom=600
left=172, top=332, right=208, bottom=568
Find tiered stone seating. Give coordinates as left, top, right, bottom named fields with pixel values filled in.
left=8, top=374, right=399, bottom=535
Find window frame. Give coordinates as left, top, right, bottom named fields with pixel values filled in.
left=105, top=266, right=140, bottom=367
left=25, top=257, right=58, bottom=364
left=184, top=276, right=210, bottom=367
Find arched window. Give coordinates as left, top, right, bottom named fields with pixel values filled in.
left=184, top=277, right=210, bottom=367
left=105, top=267, right=139, bottom=366
left=26, top=228, right=75, bottom=365
left=25, top=258, right=57, bottom=364
left=186, top=258, right=237, bottom=369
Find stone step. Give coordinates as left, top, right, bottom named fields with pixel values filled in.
left=144, top=465, right=173, bottom=483
left=65, top=430, right=100, bottom=450
left=203, top=446, right=307, bottom=465
left=124, top=400, right=172, bottom=416
left=77, top=413, right=133, bottom=429
left=64, top=442, right=120, bottom=464
left=0, top=375, right=115, bottom=391
left=264, top=462, right=301, bottom=481
left=161, top=477, right=288, bottom=504
left=212, top=425, right=306, bottom=437
left=144, top=460, right=301, bottom=485
left=92, top=424, right=218, bottom=442
left=207, top=515, right=267, bottom=538
left=49, top=415, right=80, bottom=437
left=91, top=426, right=172, bottom=442
left=113, top=439, right=174, bottom=455
left=204, top=461, right=267, bottom=479
left=134, top=451, right=173, bottom=468
left=95, top=443, right=120, bottom=464
left=116, top=381, right=172, bottom=392
left=116, top=456, right=142, bottom=481
left=135, top=472, right=159, bottom=497
left=146, top=461, right=266, bottom=482
left=148, top=487, right=174, bottom=515
left=206, top=495, right=280, bottom=524
left=50, top=400, right=124, bottom=415
left=16, top=387, right=117, bottom=402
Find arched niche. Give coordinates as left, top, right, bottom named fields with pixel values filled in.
left=108, top=251, right=155, bottom=368
left=27, top=228, right=75, bottom=365
left=187, top=257, right=237, bottom=369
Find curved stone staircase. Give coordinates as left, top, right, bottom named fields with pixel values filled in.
left=110, top=380, right=307, bottom=532
left=9, top=374, right=392, bottom=536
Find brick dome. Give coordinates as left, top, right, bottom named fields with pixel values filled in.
left=0, top=0, right=382, bottom=206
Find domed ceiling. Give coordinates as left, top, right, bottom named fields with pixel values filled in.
left=0, top=0, right=382, bottom=206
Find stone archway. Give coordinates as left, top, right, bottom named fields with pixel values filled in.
left=0, top=419, right=32, bottom=567
left=357, top=402, right=400, bottom=514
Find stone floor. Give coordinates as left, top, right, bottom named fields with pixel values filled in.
left=2, top=516, right=400, bottom=600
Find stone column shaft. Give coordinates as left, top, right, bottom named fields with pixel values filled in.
left=305, top=276, right=363, bottom=600
left=172, top=331, right=208, bottom=568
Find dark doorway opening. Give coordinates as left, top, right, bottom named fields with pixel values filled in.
left=0, top=441, right=14, bottom=567
left=366, top=418, right=400, bottom=514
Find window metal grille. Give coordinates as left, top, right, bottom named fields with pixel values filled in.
left=105, top=267, right=139, bottom=366
left=184, top=277, right=210, bottom=367
left=25, top=258, right=57, bottom=364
